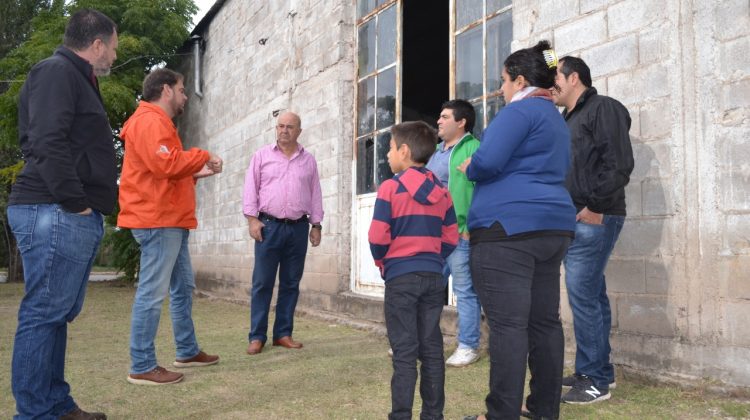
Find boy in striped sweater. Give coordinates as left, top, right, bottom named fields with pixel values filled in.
left=369, top=121, right=459, bottom=420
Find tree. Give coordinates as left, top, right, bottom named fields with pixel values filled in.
left=0, top=0, right=198, bottom=281
left=0, top=0, right=53, bottom=60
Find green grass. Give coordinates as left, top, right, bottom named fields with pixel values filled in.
left=0, top=282, right=748, bottom=419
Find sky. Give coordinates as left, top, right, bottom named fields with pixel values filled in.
left=193, top=0, right=215, bottom=26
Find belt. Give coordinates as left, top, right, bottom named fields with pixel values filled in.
left=258, top=212, right=308, bottom=225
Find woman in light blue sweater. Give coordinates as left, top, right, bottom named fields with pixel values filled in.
left=460, top=40, right=576, bottom=420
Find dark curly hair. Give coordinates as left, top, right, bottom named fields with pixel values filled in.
left=503, top=40, right=559, bottom=91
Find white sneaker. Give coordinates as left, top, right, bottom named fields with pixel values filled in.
left=387, top=347, right=393, bottom=357
left=446, top=347, right=479, bottom=367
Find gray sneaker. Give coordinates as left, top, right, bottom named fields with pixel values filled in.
left=446, top=347, right=479, bottom=367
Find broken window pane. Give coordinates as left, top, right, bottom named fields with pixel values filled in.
left=376, top=132, right=394, bottom=186
left=456, top=25, right=483, bottom=100
left=456, top=0, right=483, bottom=29
left=377, top=67, right=397, bottom=129
left=377, top=5, right=397, bottom=68
left=487, top=10, right=512, bottom=93
left=358, top=78, right=376, bottom=135
left=358, top=18, right=376, bottom=76
left=356, top=137, right=375, bottom=194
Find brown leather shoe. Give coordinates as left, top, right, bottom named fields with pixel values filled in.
left=59, top=407, right=107, bottom=420
left=246, top=339, right=264, bottom=355
left=173, top=350, right=220, bottom=368
left=127, top=366, right=184, bottom=385
left=272, top=336, right=303, bottom=349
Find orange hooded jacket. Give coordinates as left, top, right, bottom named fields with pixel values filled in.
left=117, top=101, right=209, bottom=229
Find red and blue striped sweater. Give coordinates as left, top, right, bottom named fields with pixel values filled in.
left=368, top=166, right=459, bottom=282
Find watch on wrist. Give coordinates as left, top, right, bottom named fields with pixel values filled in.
left=311, top=223, right=322, bottom=230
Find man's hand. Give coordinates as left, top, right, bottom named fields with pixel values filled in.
left=309, top=226, right=321, bottom=247
left=247, top=216, right=265, bottom=242
left=576, top=207, right=604, bottom=225
left=207, top=153, right=223, bottom=174
left=193, top=164, right=215, bottom=179
left=456, top=157, right=471, bottom=174
left=77, top=208, right=93, bottom=215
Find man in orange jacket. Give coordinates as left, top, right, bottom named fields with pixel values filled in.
left=118, top=68, right=223, bottom=385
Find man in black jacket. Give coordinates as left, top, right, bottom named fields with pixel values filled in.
left=7, top=9, right=118, bottom=420
left=553, top=56, right=634, bottom=405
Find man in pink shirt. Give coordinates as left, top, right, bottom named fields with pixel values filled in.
left=242, top=111, right=324, bottom=355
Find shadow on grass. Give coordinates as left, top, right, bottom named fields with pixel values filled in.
left=0, top=281, right=748, bottom=419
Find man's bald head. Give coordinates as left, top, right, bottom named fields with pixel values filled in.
left=276, top=111, right=302, bottom=148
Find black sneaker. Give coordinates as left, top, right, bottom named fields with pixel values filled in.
left=562, top=373, right=616, bottom=389
left=562, top=375, right=611, bottom=404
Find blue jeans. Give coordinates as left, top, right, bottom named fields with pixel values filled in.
left=384, top=272, right=446, bottom=420
left=445, top=238, right=481, bottom=349
left=471, top=236, right=569, bottom=420
left=564, top=215, right=625, bottom=390
left=130, top=228, right=200, bottom=374
left=249, top=219, right=309, bottom=343
left=8, top=204, right=103, bottom=419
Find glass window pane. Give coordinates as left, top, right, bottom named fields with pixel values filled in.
left=472, top=101, right=485, bottom=139
left=456, top=26, right=483, bottom=100
left=357, top=0, right=377, bottom=19
left=456, top=0, right=483, bottom=29
left=358, top=78, right=376, bottom=135
left=376, top=67, right=397, bottom=130
left=376, top=132, right=394, bottom=186
left=486, top=95, right=505, bottom=126
left=377, top=5, right=397, bottom=68
left=358, top=19, right=376, bottom=77
left=357, top=137, right=375, bottom=194
left=377, top=0, right=390, bottom=6
left=487, top=11, right=513, bottom=93
left=488, top=0, right=512, bottom=14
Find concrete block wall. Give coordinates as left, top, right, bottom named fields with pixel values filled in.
left=177, top=0, right=356, bottom=307
left=515, top=0, right=750, bottom=386
left=178, top=0, right=750, bottom=387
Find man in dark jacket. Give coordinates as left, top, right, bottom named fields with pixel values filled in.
left=7, top=9, right=118, bottom=420
left=553, top=56, right=634, bottom=405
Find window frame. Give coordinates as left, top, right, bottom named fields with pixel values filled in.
left=450, top=0, right=513, bottom=136
left=354, top=0, right=401, bottom=197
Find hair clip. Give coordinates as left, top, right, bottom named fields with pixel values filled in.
left=543, top=49, right=558, bottom=69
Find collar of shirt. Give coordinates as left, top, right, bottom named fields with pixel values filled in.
left=273, top=142, right=304, bottom=160
left=55, top=46, right=97, bottom=89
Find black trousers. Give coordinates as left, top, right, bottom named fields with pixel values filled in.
left=384, top=271, right=446, bottom=420
left=471, top=236, right=571, bottom=420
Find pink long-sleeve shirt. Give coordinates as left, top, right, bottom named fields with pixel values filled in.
left=242, top=143, right=324, bottom=224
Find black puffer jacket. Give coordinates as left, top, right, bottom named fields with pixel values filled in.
left=563, top=87, right=634, bottom=215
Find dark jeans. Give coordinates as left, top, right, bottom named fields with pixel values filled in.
left=471, top=236, right=570, bottom=420
left=563, top=216, right=625, bottom=389
left=249, top=219, right=309, bottom=343
left=384, top=272, right=446, bottom=420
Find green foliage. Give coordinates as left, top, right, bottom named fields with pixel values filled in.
left=104, top=205, right=140, bottom=281
left=0, top=1, right=54, bottom=59
left=0, top=0, right=198, bottom=279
